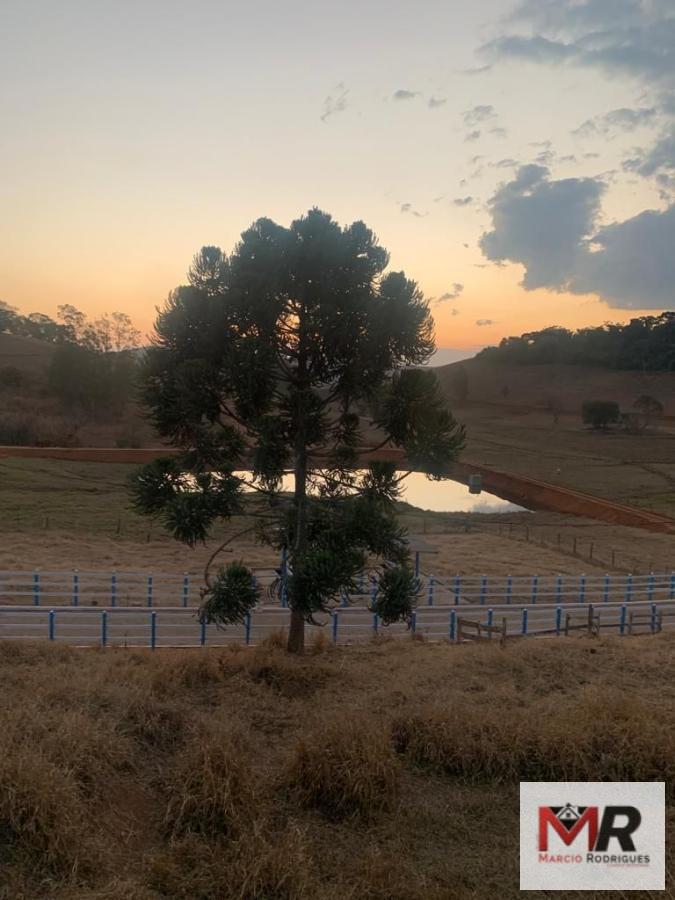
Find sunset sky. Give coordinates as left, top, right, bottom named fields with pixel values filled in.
left=2, top=1, right=674, bottom=355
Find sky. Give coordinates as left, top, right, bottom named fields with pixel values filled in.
left=1, top=0, right=674, bottom=354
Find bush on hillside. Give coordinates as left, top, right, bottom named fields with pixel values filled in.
left=581, top=400, right=620, bottom=430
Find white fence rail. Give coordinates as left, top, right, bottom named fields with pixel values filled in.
left=0, top=600, right=673, bottom=648
left=1, top=570, right=674, bottom=609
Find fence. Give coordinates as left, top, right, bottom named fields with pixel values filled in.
left=1, top=570, right=674, bottom=609
left=0, top=600, right=673, bottom=648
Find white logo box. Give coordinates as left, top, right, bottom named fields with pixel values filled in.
left=520, top=781, right=665, bottom=891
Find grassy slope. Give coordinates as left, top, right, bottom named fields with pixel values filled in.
left=0, top=634, right=673, bottom=900
left=435, top=357, right=675, bottom=417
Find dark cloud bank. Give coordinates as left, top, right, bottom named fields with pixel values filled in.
left=480, top=165, right=675, bottom=309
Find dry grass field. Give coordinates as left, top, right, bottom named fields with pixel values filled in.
left=0, top=634, right=673, bottom=900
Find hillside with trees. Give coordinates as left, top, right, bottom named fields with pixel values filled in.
left=0, top=301, right=147, bottom=447
left=476, top=314, right=675, bottom=371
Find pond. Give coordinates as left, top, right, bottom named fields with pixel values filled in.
left=235, top=470, right=524, bottom=515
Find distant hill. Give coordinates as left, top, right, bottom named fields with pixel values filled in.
left=0, top=332, right=55, bottom=378
left=427, top=347, right=480, bottom=367
left=436, top=357, right=675, bottom=417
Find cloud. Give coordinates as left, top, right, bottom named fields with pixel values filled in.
left=465, top=130, right=481, bottom=142
left=572, top=106, right=657, bottom=138
left=482, top=2, right=675, bottom=179
left=320, top=85, right=349, bottom=122
left=437, top=283, right=464, bottom=303
left=453, top=196, right=474, bottom=206
left=428, top=96, right=447, bottom=109
left=623, top=128, right=675, bottom=176
left=464, top=105, right=497, bottom=127
left=573, top=203, right=675, bottom=307
left=480, top=163, right=675, bottom=307
left=490, top=126, right=509, bottom=138
left=482, top=2, right=675, bottom=85
left=451, top=308, right=460, bottom=316
left=476, top=319, right=495, bottom=326
left=480, top=164, right=605, bottom=290
left=399, top=201, right=426, bottom=218
left=393, top=89, right=420, bottom=101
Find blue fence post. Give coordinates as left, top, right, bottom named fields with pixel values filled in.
left=280, top=579, right=288, bottom=608
left=555, top=574, right=563, bottom=604
left=454, top=574, right=461, bottom=605
left=33, top=570, right=40, bottom=606
left=341, top=588, right=349, bottom=608
left=427, top=575, right=435, bottom=606
left=603, top=574, right=610, bottom=603
left=111, top=572, right=117, bottom=607
left=480, top=575, right=487, bottom=605
left=651, top=603, right=657, bottom=633
left=647, top=573, right=655, bottom=603
left=625, top=574, right=633, bottom=603
left=487, top=608, right=493, bottom=632
left=449, top=609, right=456, bottom=642
left=358, top=571, right=365, bottom=594
left=183, top=573, right=189, bottom=608
left=411, top=610, right=417, bottom=634
left=147, top=575, right=153, bottom=608
left=414, top=550, right=420, bottom=578
left=150, top=611, right=157, bottom=649
left=555, top=606, right=562, bottom=636
left=670, top=572, right=675, bottom=600
left=370, top=576, right=377, bottom=610
left=373, top=613, right=379, bottom=635
left=506, top=575, right=513, bottom=605
left=521, top=608, right=528, bottom=636
left=200, top=618, right=206, bottom=646
left=620, top=604, right=627, bottom=635
left=531, top=575, right=539, bottom=605
left=72, top=570, right=79, bottom=607
left=245, top=613, right=252, bottom=645
left=578, top=575, right=586, bottom=604
left=48, top=609, right=55, bottom=641
left=101, top=610, right=108, bottom=647
left=331, top=611, right=339, bottom=644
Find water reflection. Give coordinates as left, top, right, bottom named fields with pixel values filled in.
left=234, top=470, right=523, bottom=514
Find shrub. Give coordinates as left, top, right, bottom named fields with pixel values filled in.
left=163, top=727, right=256, bottom=838
left=287, top=715, right=399, bottom=819
left=581, top=400, right=620, bottom=430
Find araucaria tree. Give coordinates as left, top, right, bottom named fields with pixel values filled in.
left=131, top=210, right=464, bottom=652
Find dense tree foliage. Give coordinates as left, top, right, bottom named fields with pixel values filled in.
left=477, top=314, right=675, bottom=371
left=581, top=400, right=621, bottom=430
left=130, top=209, right=464, bottom=653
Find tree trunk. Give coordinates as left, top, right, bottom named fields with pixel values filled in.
left=287, top=605, right=305, bottom=654
left=287, top=336, right=309, bottom=654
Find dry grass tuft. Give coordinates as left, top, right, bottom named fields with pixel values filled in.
left=120, top=693, right=186, bottom=751
left=287, top=714, right=400, bottom=820
left=392, top=687, right=674, bottom=789
left=163, top=726, right=256, bottom=839
left=148, top=827, right=318, bottom=900
left=0, top=746, right=90, bottom=877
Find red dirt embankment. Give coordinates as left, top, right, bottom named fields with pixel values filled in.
left=453, top=462, right=675, bottom=535
left=1, top=445, right=674, bottom=535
